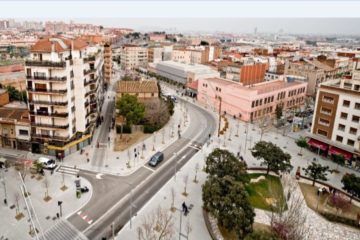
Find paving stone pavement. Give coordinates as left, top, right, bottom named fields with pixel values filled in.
left=254, top=173, right=360, bottom=240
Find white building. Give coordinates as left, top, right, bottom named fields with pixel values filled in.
left=309, top=62, right=360, bottom=164
left=120, top=44, right=147, bottom=71
left=152, top=61, right=220, bottom=85
left=25, top=36, right=104, bottom=157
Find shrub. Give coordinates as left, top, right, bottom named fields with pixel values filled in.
left=116, top=125, right=132, bottom=134
left=320, top=212, right=359, bottom=228
left=143, top=124, right=160, bottom=133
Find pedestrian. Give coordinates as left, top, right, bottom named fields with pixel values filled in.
left=51, top=169, right=54, bottom=175
left=182, top=202, right=186, bottom=213
left=87, top=158, right=90, bottom=163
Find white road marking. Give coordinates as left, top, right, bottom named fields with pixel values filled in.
left=95, top=173, right=103, bottom=179
left=77, top=211, right=82, bottom=215
left=143, top=165, right=155, bottom=172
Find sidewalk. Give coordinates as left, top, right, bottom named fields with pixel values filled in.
left=0, top=168, right=91, bottom=240
left=116, top=137, right=213, bottom=240
left=63, top=102, right=190, bottom=176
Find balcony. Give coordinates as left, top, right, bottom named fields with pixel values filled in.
left=84, top=55, right=96, bottom=63
left=86, top=108, right=97, bottom=117
left=29, top=111, right=69, bottom=118
left=83, top=68, right=96, bottom=75
left=32, top=134, right=70, bottom=141
left=85, top=88, right=97, bottom=97
left=29, top=99, right=68, bottom=106
left=27, top=75, right=67, bottom=82
left=85, top=101, right=90, bottom=107
left=84, top=78, right=97, bottom=86
left=25, top=60, right=66, bottom=68
left=31, top=122, right=69, bottom=129
left=27, top=87, right=67, bottom=94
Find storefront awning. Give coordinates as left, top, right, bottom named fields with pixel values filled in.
left=308, top=138, right=329, bottom=151
left=328, top=146, right=353, bottom=160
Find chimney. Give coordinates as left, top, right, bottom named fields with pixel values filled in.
left=51, top=42, right=55, bottom=53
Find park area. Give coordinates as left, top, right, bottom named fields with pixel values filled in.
left=245, top=173, right=286, bottom=212
left=299, top=182, right=360, bottom=229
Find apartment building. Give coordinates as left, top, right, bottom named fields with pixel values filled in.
left=197, top=77, right=307, bottom=122
left=104, top=42, right=112, bottom=85
left=120, top=44, right=147, bottom=71
left=25, top=36, right=104, bottom=157
left=0, top=107, right=30, bottom=151
left=285, top=58, right=336, bottom=96
left=309, top=77, right=360, bottom=163
left=148, top=47, right=163, bottom=64
left=172, top=49, right=205, bottom=64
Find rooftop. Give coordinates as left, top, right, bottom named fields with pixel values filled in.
left=0, top=107, right=29, bottom=123
left=31, top=36, right=88, bottom=53
left=117, top=80, right=159, bottom=94
left=156, top=61, right=218, bottom=75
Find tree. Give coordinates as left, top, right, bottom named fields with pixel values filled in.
left=204, top=148, right=248, bottom=183
left=170, top=187, right=175, bottom=212
left=302, top=162, right=330, bottom=186
left=5, top=85, right=27, bottom=103
left=251, top=141, right=292, bottom=176
left=295, top=137, right=308, bottom=156
left=193, top=163, right=200, bottom=183
left=202, top=176, right=255, bottom=239
left=116, top=94, right=145, bottom=125
left=270, top=191, right=310, bottom=240
left=341, top=173, right=360, bottom=203
left=328, top=192, right=351, bottom=217
left=182, top=174, right=189, bottom=196
left=244, top=230, right=280, bottom=240
left=43, top=178, right=51, bottom=201
left=275, top=104, right=283, bottom=120
left=137, top=206, right=174, bottom=240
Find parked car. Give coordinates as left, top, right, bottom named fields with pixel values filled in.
left=148, top=152, right=164, bottom=167
left=38, top=157, right=57, bottom=170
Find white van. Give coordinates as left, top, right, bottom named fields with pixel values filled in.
left=38, top=157, right=57, bottom=169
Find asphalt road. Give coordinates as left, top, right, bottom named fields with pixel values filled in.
left=67, top=99, right=217, bottom=239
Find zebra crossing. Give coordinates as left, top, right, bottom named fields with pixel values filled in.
left=42, top=219, right=88, bottom=240
left=56, top=165, right=79, bottom=176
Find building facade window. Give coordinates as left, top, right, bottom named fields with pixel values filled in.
left=352, top=115, right=360, bottom=123
left=340, top=112, right=348, bottom=119
left=347, top=139, right=355, bottom=146
left=336, top=135, right=343, bottom=143
left=343, top=100, right=350, bottom=107
left=338, top=124, right=345, bottom=131
left=349, top=127, right=357, bottom=135
left=317, top=129, right=328, bottom=137
left=355, top=103, right=360, bottom=110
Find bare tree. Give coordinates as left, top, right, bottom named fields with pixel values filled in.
left=193, top=163, right=200, bottom=183
left=328, top=192, right=351, bottom=217
left=170, top=187, right=176, bottom=212
left=270, top=175, right=310, bottom=240
left=43, top=178, right=51, bottom=201
left=137, top=206, right=175, bottom=240
left=14, top=192, right=21, bottom=215
left=182, top=175, right=189, bottom=197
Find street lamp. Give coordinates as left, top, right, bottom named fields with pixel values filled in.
left=57, top=201, right=63, bottom=218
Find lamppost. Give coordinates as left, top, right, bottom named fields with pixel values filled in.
left=0, top=171, right=7, bottom=205
left=57, top=201, right=63, bottom=217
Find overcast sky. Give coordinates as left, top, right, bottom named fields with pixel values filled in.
left=71, top=18, right=360, bottom=35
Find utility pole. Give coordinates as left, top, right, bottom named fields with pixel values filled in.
left=217, top=96, right=222, bottom=137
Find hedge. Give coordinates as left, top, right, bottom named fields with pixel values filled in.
left=320, top=212, right=359, bottom=229
left=143, top=124, right=161, bottom=133
left=116, top=125, right=132, bottom=134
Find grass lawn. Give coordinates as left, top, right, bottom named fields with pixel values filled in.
left=245, top=174, right=286, bottom=212
left=299, top=182, right=360, bottom=229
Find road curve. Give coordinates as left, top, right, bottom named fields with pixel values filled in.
left=68, top=99, right=217, bottom=239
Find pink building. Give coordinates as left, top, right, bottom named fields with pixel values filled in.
left=198, top=77, right=307, bottom=122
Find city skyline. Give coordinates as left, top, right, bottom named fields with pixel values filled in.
left=9, top=18, right=360, bottom=35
